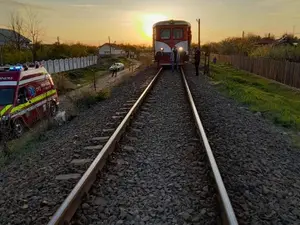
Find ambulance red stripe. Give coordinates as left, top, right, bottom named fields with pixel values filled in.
left=20, top=73, right=44, bottom=81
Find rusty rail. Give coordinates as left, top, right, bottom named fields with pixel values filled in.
left=48, top=66, right=237, bottom=225
left=181, top=67, right=238, bottom=225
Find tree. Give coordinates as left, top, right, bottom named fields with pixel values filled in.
left=9, top=12, right=25, bottom=51
left=7, top=8, right=43, bottom=62
left=25, top=8, right=42, bottom=62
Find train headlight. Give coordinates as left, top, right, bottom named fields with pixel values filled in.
left=160, top=47, right=164, bottom=51
left=179, top=47, right=183, bottom=51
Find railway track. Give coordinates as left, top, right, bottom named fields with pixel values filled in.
left=48, top=68, right=238, bottom=225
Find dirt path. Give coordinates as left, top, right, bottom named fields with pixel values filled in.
left=58, top=59, right=142, bottom=113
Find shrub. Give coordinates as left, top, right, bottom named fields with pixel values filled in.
left=72, top=88, right=111, bottom=109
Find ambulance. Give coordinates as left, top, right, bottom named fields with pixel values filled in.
left=0, top=64, right=59, bottom=138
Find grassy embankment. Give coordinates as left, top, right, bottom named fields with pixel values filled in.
left=53, top=56, right=131, bottom=94
left=209, top=63, right=300, bottom=146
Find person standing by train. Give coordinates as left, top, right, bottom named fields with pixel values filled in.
left=156, top=50, right=163, bottom=69
left=194, top=47, right=201, bottom=76
left=170, top=46, right=180, bottom=73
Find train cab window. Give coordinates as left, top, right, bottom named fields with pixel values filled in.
left=160, top=29, right=170, bottom=39
left=173, top=28, right=183, bottom=39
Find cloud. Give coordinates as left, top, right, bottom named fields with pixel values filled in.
left=0, top=0, right=52, bottom=10
left=70, top=4, right=98, bottom=8
left=256, top=0, right=300, bottom=6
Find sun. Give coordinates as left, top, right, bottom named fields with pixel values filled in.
left=142, top=14, right=168, bottom=38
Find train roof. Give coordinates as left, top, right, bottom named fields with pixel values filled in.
left=153, top=20, right=191, bottom=27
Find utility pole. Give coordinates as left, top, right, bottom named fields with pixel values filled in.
left=0, top=46, right=3, bottom=65
left=108, top=36, right=111, bottom=55
left=293, top=25, right=295, bottom=36
left=242, top=31, right=245, bottom=38
left=57, top=36, right=60, bottom=45
left=196, top=19, right=200, bottom=49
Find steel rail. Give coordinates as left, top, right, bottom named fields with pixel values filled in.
left=48, top=67, right=163, bottom=225
left=181, top=67, right=239, bottom=225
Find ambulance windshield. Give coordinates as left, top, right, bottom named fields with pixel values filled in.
left=0, top=88, right=15, bottom=106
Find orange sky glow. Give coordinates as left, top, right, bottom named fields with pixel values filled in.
left=0, top=0, right=299, bottom=46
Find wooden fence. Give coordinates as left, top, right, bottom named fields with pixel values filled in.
left=211, top=54, right=300, bottom=89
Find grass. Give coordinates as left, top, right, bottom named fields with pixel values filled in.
left=72, top=88, right=111, bottom=109
left=209, top=63, right=300, bottom=133
left=0, top=119, right=53, bottom=166
left=53, top=65, right=106, bottom=94
left=52, top=56, right=131, bottom=94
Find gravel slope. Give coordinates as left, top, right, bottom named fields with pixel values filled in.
left=73, top=70, right=219, bottom=225
left=184, top=64, right=300, bottom=225
left=0, top=66, right=158, bottom=225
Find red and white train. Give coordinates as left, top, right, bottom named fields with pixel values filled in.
left=153, top=19, right=192, bottom=66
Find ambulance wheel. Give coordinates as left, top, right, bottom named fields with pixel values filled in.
left=13, top=119, right=25, bottom=138
left=50, top=101, right=58, bottom=117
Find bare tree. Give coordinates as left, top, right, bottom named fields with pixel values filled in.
left=9, top=12, right=25, bottom=51
left=25, top=8, right=42, bottom=62
left=8, top=8, right=43, bottom=62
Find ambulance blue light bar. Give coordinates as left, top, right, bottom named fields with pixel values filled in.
left=9, top=66, right=23, bottom=71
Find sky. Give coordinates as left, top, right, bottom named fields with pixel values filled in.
left=0, top=0, right=299, bottom=46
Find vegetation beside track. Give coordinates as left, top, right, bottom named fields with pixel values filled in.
left=209, top=63, right=300, bottom=145
left=0, top=54, right=146, bottom=164
left=52, top=56, right=131, bottom=94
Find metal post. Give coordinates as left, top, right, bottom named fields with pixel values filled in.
left=196, top=19, right=200, bottom=49
left=207, top=51, right=210, bottom=76
left=0, top=46, right=3, bottom=65
left=108, top=36, right=111, bottom=56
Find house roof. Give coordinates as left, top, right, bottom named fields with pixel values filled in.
left=99, top=43, right=123, bottom=50
left=0, top=28, right=31, bottom=46
left=274, top=35, right=297, bottom=46
left=255, top=38, right=275, bottom=45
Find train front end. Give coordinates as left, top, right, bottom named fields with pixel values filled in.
left=153, top=20, right=191, bottom=66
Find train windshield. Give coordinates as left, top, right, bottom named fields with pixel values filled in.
left=0, top=88, right=15, bottom=106
left=160, top=29, right=170, bottom=39
left=173, top=28, right=183, bottom=39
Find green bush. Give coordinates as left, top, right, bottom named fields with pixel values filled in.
left=250, top=45, right=300, bottom=62
left=202, top=33, right=300, bottom=62
left=75, top=89, right=111, bottom=109
left=1, top=43, right=98, bottom=64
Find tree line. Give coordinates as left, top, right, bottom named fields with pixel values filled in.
left=200, top=33, right=300, bottom=62
left=1, top=8, right=152, bottom=65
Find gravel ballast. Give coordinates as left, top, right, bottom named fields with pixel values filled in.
left=0, top=66, right=158, bottom=225
left=184, top=64, right=300, bottom=224
left=73, top=70, right=219, bottom=225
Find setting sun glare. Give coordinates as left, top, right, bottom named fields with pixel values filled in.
left=141, top=14, right=168, bottom=38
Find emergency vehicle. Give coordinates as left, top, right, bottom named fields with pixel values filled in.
left=0, top=64, right=59, bottom=138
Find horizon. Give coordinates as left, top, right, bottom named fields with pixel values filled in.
left=0, top=0, right=299, bottom=46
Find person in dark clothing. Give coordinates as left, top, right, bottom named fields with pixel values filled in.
left=194, top=47, right=200, bottom=76
left=170, top=46, right=180, bottom=73
left=213, top=56, right=217, bottom=64
left=156, top=50, right=163, bottom=69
